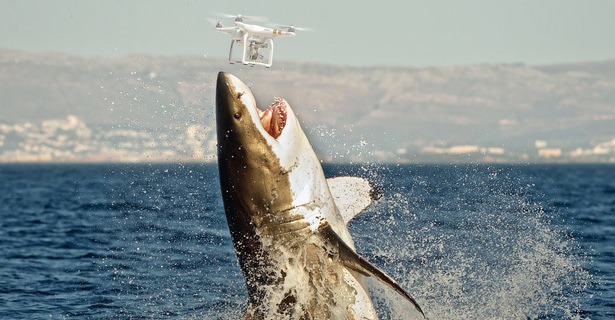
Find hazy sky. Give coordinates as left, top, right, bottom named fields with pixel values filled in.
left=1, top=0, right=614, bottom=67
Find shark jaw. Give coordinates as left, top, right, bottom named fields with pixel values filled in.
left=215, top=72, right=425, bottom=319
left=259, top=97, right=287, bottom=139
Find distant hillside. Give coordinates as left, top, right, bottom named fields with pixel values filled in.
left=1, top=50, right=614, bottom=163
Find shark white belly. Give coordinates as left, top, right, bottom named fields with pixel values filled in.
left=215, top=72, right=424, bottom=319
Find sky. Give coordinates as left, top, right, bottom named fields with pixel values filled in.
left=1, top=0, right=614, bottom=67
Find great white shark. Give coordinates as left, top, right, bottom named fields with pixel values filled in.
left=216, top=72, right=425, bottom=319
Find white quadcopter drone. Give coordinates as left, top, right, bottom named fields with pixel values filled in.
left=214, top=14, right=305, bottom=68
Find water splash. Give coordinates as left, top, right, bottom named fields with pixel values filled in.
left=350, top=165, right=590, bottom=319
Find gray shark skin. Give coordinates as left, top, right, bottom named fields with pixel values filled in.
left=215, top=72, right=424, bottom=319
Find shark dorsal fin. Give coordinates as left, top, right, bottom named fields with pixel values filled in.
left=327, top=177, right=381, bottom=224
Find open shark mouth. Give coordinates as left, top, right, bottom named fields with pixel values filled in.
left=258, top=97, right=287, bottom=139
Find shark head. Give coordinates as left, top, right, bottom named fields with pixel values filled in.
left=216, top=72, right=326, bottom=225
left=216, top=71, right=306, bottom=170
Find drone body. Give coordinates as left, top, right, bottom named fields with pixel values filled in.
left=214, top=15, right=299, bottom=68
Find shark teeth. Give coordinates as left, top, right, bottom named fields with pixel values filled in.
left=258, top=97, right=288, bottom=139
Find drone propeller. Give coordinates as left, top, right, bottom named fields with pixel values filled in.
left=275, top=24, right=312, bottom=32
left=205, top=18, right=222, bottom=27
left=218, top=13, right=267, bottom=22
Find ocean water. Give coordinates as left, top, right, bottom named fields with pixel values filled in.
left=0, top=163, right=612, bottom=319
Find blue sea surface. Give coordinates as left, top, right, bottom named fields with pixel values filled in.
left=0, top=163, right=613, bottom=319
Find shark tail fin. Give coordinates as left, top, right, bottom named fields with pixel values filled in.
left=322, top=225, right=426, bottom=318
left=327, top=177, right=382, bottom=224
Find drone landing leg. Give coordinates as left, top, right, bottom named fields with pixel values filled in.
left=228, top=40, right=235, bottom=64
left=241, top=33, right=249, bottom=65
left=266, top=39, right=274, bottom=68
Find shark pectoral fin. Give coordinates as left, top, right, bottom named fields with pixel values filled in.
left=321, top=225, right=426, bottom=318
left=327, top=177, right=382, bottom=224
